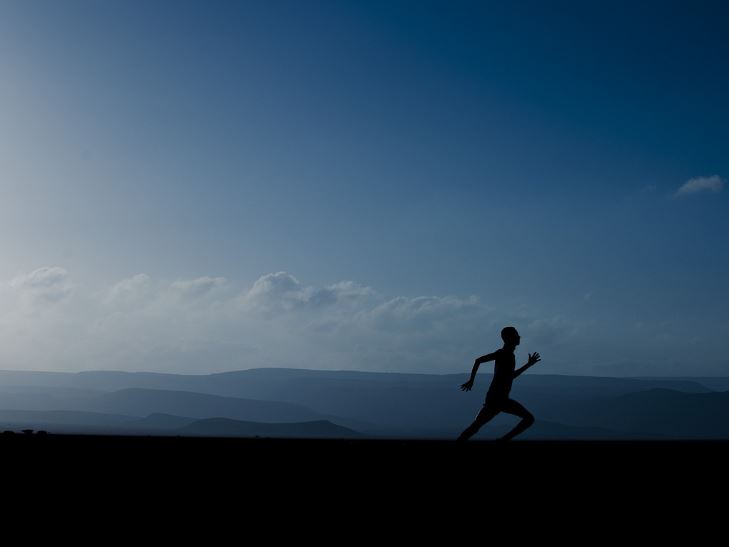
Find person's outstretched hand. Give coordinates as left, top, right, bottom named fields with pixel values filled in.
left=460, top=379, right=474, bottom=391
left=527, top=352, right=541, bottom=367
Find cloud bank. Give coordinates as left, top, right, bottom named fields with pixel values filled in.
left=0, top=268, right=718, bottom=375
left=0, top=267, right=577, bottom=374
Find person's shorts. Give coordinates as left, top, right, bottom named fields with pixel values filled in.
left=484, top=392, right=509, bottom=408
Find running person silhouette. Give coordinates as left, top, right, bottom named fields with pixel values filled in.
left=457, top=326, right=541, bottom=441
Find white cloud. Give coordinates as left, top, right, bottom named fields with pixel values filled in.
left=242, top=271, right=307, bottom=315
left=308, top=280, right=376, bottom=309
left=241, top=272, right=377, bottom=317
left=170, top=276, right=228, bottom=299
left=675, top=175, right=725, bottom=197
left=361, top=295, right=480, bottom=333
left=10, top=266, right=68, bottom=290
left=105, top=273, right=152, bottom=308
left=9, top=266, right=73, bottom=308
left=105, top=274, right=230, bottom=313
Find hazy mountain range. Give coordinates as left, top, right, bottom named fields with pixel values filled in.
left=0, top=368, right=727, bottom=439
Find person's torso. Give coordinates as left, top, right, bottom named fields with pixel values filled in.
left=488, top=349, right=515, bottom=397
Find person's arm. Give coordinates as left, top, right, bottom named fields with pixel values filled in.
left=513, top=352, right=541, bottom=379
left=460, top=352, right=498, bottom=391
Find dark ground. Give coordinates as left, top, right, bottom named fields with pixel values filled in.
left=3, top=434, right=725, bottom=532
left=4, top=433, right=728, bottom=485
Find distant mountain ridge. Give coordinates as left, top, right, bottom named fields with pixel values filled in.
left=1, top=368, right=728, bottom=439
left=0, top=368, right=716, bottom=396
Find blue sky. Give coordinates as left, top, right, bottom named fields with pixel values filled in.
left=0, top=1, right=727, bottom=375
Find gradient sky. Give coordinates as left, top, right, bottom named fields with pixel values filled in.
left=0, top=0, right=727, bottom=375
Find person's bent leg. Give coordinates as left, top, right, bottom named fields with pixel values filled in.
left=457, top=404, right=500, bottom=441
left=499, top=399, right=535, bottom=441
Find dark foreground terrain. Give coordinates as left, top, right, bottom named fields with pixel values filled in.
left=3, top=434, right=724, bottom=533
left=4, top=433, right=728, bottom=488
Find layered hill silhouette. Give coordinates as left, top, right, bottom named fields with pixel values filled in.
left=559, top=388, right=729, bottom=438
left=89, top=388, right=325, bottom=422
left=1, top=368, right=728, bottom=439
left=129, top=413, right=198, bottom=430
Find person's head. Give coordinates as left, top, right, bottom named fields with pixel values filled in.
left=501, top=326, right=521, bottom=347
